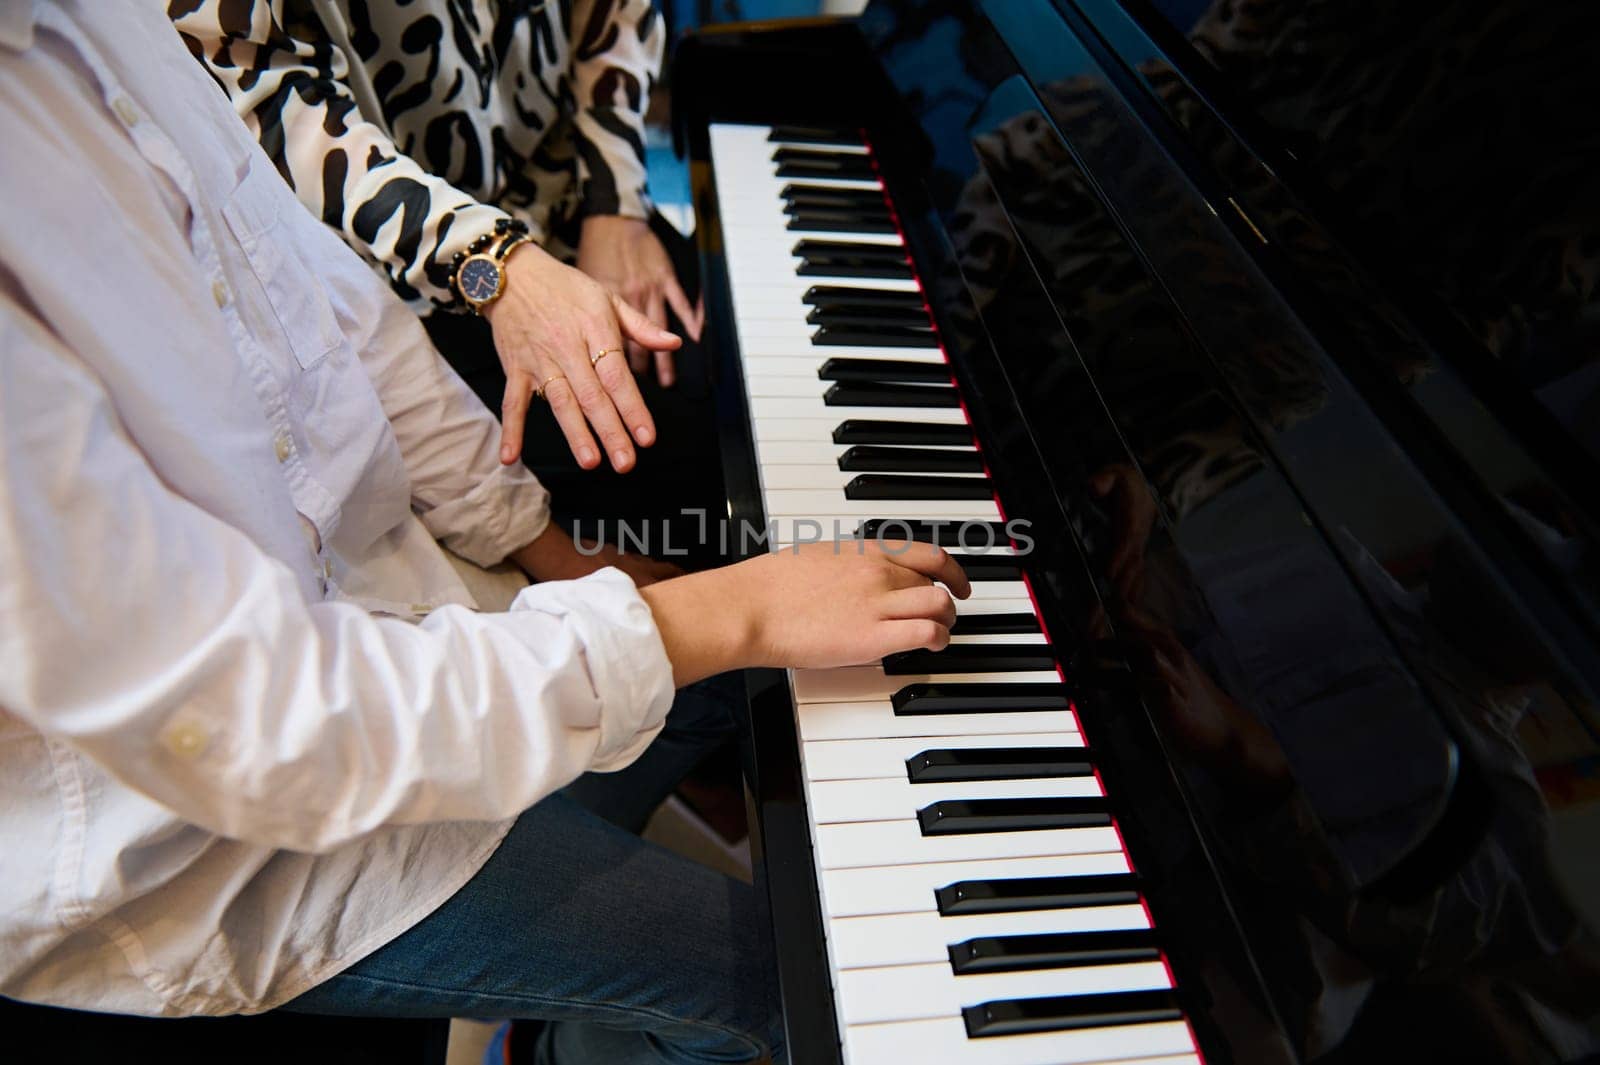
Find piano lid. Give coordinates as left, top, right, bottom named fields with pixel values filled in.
left=854, top=0, right=1600, bottom=1060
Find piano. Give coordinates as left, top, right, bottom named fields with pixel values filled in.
left=671, top=1, right=1600, bottom=1062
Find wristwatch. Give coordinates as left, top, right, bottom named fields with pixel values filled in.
left=448, top=218, right=531, bottom=314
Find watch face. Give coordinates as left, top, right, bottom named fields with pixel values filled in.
left=459, top=256, right=502, bottom=303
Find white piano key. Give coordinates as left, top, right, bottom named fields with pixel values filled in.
left=744, top=376, right=833, bottom=399
left=748, top=398, right=967, bottom=423
left=954, top=596, right=1036, bottom=614
left=741, top=343, right=944, bottom=362
left=819, top=851, right=1133, bottom=918
left=803, top=733, right=1083, bottom=780
left=828, top=904, right=1151, bottom=969
left=947, top=633, right=1048, bottom=645
left=733, top=272, right=920, bottom=293
left=814, top=819, right=1123, bottom=870
left=747, top=378, right=956, bottom=402
left=810, top=775, right=1103, bottom=824
left=755, top=440, right=976, bottom=465
left=792, top=666, right=1058, bottom=704
left=742, top=353, right=947, bottom=374
left=731, top=226, right=899, bottom=246
left=760, top=463, right=989, bottom=492
left=962, top=580, right=1032, bottom=601
left=843, top=1018, right=1198, bottom=1065
left=797, top=699, right=1079, bottom=742
left=728, top=173, right=884, bottom=192
left=837, top=959, right=1171, bottom=1025
left=768, top=139, right=870, bottom=153
left=764, top=491, right=999, bottom=521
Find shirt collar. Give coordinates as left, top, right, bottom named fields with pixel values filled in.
left=0, top=0, right=39, bottom=51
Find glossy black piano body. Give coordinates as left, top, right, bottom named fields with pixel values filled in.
left=673, top=2, right=1600, bottom=1062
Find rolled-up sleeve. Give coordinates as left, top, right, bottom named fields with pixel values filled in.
left=0, top=298, right=673, bottom=854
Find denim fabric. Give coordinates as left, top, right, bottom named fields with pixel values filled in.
left=285, top=677, right=783, bottom=1064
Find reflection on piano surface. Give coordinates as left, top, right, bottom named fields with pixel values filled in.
left=673, top=1, right=1600, bottom=1061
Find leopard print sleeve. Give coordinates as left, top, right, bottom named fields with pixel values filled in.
left=569, top=0, right=663, bottom=220
left=169, top=0, right=508, bottom=308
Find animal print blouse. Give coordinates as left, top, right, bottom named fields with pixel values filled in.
left=171, top=0, right=663, bottom=309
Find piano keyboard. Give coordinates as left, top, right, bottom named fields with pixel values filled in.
left=709, top=122, right=1201, bottom=1065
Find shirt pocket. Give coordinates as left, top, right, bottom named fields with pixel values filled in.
left=221, top=157, right=343, bottom=370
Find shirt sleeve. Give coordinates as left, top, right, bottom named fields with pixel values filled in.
left=0, top=296, right=675, bottom=854
left=280, top=195, right=552, bottom=565
left=169, top=0, right=506, bottom=308
left=568, top=0, right=664, bottom=219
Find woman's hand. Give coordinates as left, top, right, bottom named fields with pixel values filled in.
left=639, top=541, right=972, bottom=687
left=577, top=215, right=704, bottom=387
left=484, top=242, right=682, bottom=471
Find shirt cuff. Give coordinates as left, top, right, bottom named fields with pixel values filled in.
left=508, top=568, right=675, bottom=770
left=420, top=462, right=551, bottom=567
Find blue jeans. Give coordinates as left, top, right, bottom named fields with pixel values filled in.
left=285, top=677, right=784, bottom=1064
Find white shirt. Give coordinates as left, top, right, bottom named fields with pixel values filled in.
left=0, top=0, right=675, bottom=1017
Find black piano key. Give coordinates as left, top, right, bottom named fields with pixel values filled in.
left=892, top=682, right=1069, bottom=715
left=798, top=257, right=914, bottom=280
left=813, top=325, right=939, bottom=348
left=906, top=746, right=1094, bottom=783
left=782, top=184, right=887, bottom=210
left=950, top=553, right=1021, bottom=581
left=832, top=420, right=974, bottom=446
left=883, top=645, right=1056, bottom=675
left=824, top=383, right=959, bottom=408
left=918, top=797, right=1112, bottom=836
left=948, top=612, right=1040, bottom=635
left=949, top=929, right=1162, bottom=975
left=794, top=238, right=906, bottom=261
left=821, top=360, right=948, bottom=386
left=787, top=212, right=897, bottom=235
left=837, top=445, right=982, bottom=473
left=772, top=147, right=877, bottom=180
left=935, top=873, right=1143, bottom=916
left=768, top=125, right=862, bottom=146
left=784, top=190, right=889, bottom=212
left=804, top=285, right=925, bottom=311
left=844, top=474, right=992, bottom=501
left=858, top=518, right=1008, bottom=545
left=963, top=990, right=1184, bottom=1038
left=808, top=305, right=931, bottom=329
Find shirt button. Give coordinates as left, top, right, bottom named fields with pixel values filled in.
left=410, top=603, right=433, bottom=616
left=274, top=431, right=292, bottom=463
left=163, top=721, right=208, bottom=759
left=112, top=96, right=140, bottom=127
left=212, top=279, right=229, bottom=307
left=323, top=558, right=334, bottom=580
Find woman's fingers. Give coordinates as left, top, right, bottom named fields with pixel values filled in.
left=612, top=291, right=682, bottom=352
left=499, top=368, right=534, bottom=465
left=587, top=323, right=658, bottom=450
left=645, top=291, right=675, bottom=387
left=568, top=332, right=641, bottom=472
left=663, top=277, right=702, bottom=342
left=539, top=375, right=602, bottom=469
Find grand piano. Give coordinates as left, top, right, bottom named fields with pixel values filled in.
left=670, top=1, right=1600, bottom=1061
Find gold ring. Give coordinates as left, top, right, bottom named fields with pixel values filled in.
left=591, top=347, right=623, bottom=366
left=533, top=373, right=565, bottom=401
